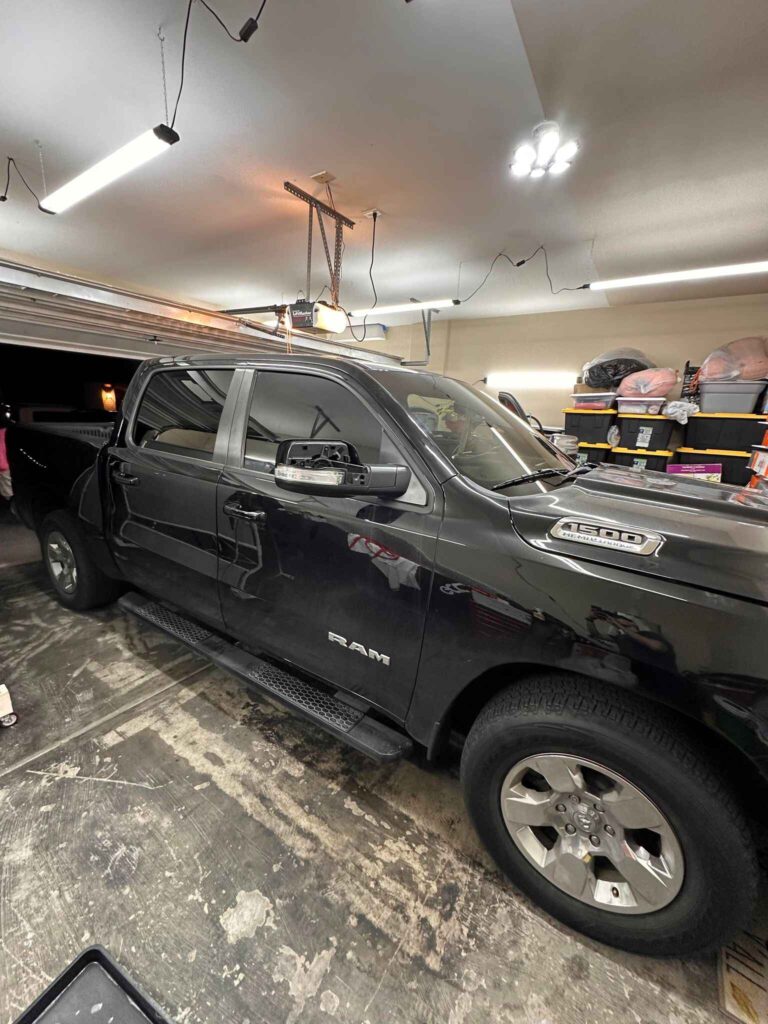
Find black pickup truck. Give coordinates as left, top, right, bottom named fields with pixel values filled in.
left=9, top=352, right=768, bottom=956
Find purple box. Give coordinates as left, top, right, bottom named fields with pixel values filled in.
left=667, top=463, right=722, bottom=482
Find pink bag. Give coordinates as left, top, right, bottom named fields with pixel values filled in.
left=617, top=368, right=678, bottom=397
left=700, top=337, right=768, bottom=382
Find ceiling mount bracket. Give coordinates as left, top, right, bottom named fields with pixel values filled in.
left=284, top=181, right=354, bottom=307
left=403, top=300, right=440, bottom=366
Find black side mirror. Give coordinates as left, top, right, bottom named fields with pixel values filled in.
left=274, top=440, right=412, bottom=498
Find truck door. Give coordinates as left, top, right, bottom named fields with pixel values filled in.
left=216, top=368, right=441, bottom=720
left=106, top=366, right=237, bottom=627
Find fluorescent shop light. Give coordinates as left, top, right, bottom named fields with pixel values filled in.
left=486, top=370, right=577, bottom=390
left=342, top=333, right=386, bottom=343
left=39, top=124, right=180, bottom=214
left=350, top=298, right=459, bottom=317
left=589, top=260, right=768, bottom=291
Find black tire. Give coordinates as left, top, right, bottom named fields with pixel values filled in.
left=40, top=510, right=122, bottom=611
left=461, top=673, right=758, bottom=956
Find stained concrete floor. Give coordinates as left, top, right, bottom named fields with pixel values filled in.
left=0, top=504, right=40, bottom=570
left=0, top=522, right=762, bottom=1024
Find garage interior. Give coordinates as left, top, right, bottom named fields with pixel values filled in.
left=2, top=2, right=768, bottom=1023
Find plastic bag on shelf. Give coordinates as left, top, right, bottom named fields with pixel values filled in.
left=618, top=367, right=678, bottom=397
left=582, top=348, right=655, bottom=389
left=699, top=337, right=768, bottom=382
left=553, top=433, right=579, bottom=457
left=663, top=400, right=699, bottom=425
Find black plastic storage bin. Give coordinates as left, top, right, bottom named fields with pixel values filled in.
left=676, top=447, right=752, bottom=485
left=683, top=413, right=765, bottom=451
left=617, top=414, right=676, bottom=451
left=575, top=442, right=611, bottom=466
left=563, top=408, right=616, bottom=444
left=611, top=447, right=673, bottom=472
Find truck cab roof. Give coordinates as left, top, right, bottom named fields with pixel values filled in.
left=149, top=350, right=440, bottom=386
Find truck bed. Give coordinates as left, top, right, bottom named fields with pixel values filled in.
left=7, top=421, right=113, bottom=530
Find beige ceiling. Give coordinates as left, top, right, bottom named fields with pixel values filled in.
left=0, top=0, right=766, bottom=327
left=511, top=0, right=768, bottom=306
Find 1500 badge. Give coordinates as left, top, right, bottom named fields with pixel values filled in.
left=550, top=518, right=663, bottom=556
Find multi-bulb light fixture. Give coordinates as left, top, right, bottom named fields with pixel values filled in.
left=511, top=121, right=578, bottom=180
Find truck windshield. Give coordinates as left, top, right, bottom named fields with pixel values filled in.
left=380, top=371, right=572, bottom=492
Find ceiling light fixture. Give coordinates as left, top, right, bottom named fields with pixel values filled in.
left=39, top=125, right=179, bottom=214
left=350, top=298, right=460, bottom=317
left=39, top=0, right=265, bottom=214
left=589, top=259, right=768, bottom=291
left=511, top=121, right=579, bottom=180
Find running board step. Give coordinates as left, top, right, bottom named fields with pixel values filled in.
left=118, top=592, right=412, bottom=762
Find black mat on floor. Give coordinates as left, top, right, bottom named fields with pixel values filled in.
left=13, top=946, right=173, bottom=1024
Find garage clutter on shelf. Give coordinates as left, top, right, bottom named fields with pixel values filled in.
left=563, top=339, right=768, bottom=486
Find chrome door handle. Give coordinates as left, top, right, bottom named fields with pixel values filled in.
left=112, top=471, right=139, bottom=486
left=223, top=501, right=266, bottom=521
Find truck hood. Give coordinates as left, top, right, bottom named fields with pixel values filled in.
left=511, top=464, right=768, bottom=604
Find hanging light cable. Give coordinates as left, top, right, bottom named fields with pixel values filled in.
left=0, top=156, right=43, bottom=205
left=39, top=0, right=267, bottom=214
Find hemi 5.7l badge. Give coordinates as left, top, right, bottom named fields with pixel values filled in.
left=550, top=518, right=663, bottom=556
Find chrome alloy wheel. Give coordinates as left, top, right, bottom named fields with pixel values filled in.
left=46, top=531, right=78, bottom=594
left=500, top=754, right=684, bottom=914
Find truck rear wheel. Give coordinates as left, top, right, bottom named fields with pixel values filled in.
left=40, top=510, right=121, bottom=611
left=460, top=673, right=758, bottom=956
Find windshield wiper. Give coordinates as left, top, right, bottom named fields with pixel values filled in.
left=491, top=464, right=592, bottom=491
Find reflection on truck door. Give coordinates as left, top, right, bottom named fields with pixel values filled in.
left=216, top=368, right=441, bottom=719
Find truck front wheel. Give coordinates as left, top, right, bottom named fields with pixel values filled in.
left=40, top=511, right=121, bottom=611
left=460, top=674, right=758, bottom=956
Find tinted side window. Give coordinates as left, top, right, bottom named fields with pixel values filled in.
left=132, top=369, right=234, bottom=458
left=244, top=371, right=390, bottom=471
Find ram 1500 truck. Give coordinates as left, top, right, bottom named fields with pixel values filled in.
left=9, top=353, right=768, bottom=956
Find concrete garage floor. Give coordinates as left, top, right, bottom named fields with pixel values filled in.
left=0, top=504, right=41, bottom=571
left=0, top=526, right=762, bottom=1023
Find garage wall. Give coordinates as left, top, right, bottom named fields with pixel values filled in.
left=374, top=291, right=768, bottom=423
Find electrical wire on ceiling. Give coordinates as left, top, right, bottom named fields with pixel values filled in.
left=458, top=244, right=586, bottom=303
left=368, top=214, right=379, bottom=311
left=170, top=0, right=268, bottom=130
left=0, top=156, right=42, bottom=205
left=344, top=210, right=379, bottom=342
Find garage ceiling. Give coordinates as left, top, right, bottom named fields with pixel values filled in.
left=1, top=0, right=766, bottom=326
